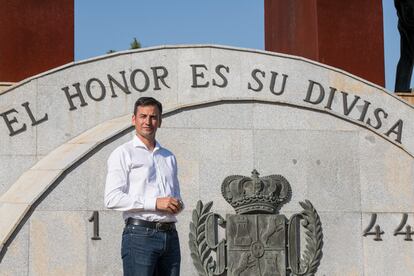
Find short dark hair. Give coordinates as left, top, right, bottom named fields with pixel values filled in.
left=133, top=97, right=163, bottom=115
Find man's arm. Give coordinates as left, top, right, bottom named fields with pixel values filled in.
left=154, top=154, right=184, bottom=214
left=173, top=155, right=184, bottom=211
left=104, top=148, right=145, bottom=211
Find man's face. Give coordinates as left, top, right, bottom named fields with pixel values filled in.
left=132, top=105, right=161, bottom=142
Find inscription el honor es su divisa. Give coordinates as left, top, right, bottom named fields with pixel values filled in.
left=0, top=64, right=404, bottom=143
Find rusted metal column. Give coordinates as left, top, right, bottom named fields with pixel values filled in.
left=265, top=0, right=385, bottom=87
left=0, top=0, right=74, bottom=82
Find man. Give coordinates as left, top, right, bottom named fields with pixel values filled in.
left=104, top=97, right=183, bottom=276
left=395, top=0, right=414, bottom=92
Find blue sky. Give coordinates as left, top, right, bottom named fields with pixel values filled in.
left=75, top=1, right=400, bottom=91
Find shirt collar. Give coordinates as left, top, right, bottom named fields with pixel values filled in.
left=132, top=135, right=161, bottom=152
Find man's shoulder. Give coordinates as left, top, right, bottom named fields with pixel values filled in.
left=109, top=139, right=134, bottom=159
left=158, top=146, right=176, bottom=159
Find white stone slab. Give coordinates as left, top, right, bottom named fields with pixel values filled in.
left=32, top=142, right=94, bottom=171
left=176, top=209, right=198, bottom=276
left=29, top=211, right=88, bottom=275
left=316, top=212, right=364, bottom=275
left=359, top=132, right=414, bottom=212
left=68, top=115, right=130, bottom=145
left=0, top=155, right=37, bottom=197
left=362, top=212, right=414, bottom=275
left=0, top=202, right=30, bottom=248
left=0, top=169, right=61, bottom=204
left=35, top=84, right=132, bottom=156
left=0, top=223, right=29, bottom=275
left=86, top=211, right=124, bottom=275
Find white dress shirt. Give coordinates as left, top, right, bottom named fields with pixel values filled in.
left=104, top=135, right=182, bottom=222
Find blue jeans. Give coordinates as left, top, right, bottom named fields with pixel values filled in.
left=121, top=224, right=181, bottom=276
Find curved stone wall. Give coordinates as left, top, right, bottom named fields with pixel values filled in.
left=0, top=45, right=413, bottom=275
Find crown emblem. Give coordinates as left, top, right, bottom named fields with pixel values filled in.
left=221, top=169, right=291, bottom=214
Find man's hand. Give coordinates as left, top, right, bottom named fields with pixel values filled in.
left=156, top=197, right=182, bottom=214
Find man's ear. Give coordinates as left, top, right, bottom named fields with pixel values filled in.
left=158, top=117, right=162, bottom=127
left=132, top=115, right=136, bottom=124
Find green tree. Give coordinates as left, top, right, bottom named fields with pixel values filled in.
left=107, top=38, right=141, bottom=54
left=130, top=37, right=141, bottom=49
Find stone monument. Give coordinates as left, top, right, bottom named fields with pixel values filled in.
left=0, top=46, right=413, bottom=275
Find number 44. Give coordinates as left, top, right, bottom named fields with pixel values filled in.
left=362, top=213, right=414, bottom=241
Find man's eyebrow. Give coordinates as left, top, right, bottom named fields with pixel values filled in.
left=138, top=113, right=158, bottom=116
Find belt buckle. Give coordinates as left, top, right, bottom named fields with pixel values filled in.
left=156, top=222, right=163, bottom=231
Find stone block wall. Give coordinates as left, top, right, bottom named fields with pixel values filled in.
left=0, top=46, right=413, bottom=275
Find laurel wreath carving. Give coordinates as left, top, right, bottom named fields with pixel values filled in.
left=189, top=199, right=323, bottom=276
left=295, top=200, right=324, bottom=276
left=189, top=200, right=215, bottom=276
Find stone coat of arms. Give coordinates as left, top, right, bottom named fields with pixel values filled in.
left=189, top=170, right=323, bottom=276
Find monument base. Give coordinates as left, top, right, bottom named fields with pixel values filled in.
left=396, top=91, right=414, bottom=105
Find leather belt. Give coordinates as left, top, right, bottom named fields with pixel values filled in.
left=125, top=218, right=176, bottom=231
